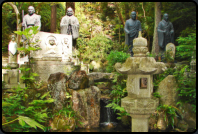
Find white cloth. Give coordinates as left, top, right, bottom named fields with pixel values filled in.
left=8, top=41, right=17, bottom=55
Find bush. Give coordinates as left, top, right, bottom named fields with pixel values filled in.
left=175, top=33, right=196, bottom=61
left=106, top=50, right=130, bottom=73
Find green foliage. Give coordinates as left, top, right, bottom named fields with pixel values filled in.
left=176, top=33, right=196, bottom=61
left=77, top=33, right=113, bottom=64
left=106, top=50, right=130, bottom=73
left=106, top=102, right=130, bottom=120
left=152, top=92, right=162, bottom=98
left=2, top=85, right=54, bottom=132
left=106, top=73, right=128, bottom=119
left=157, top=104, right=179, bottom=128
left=173, top=65, right=196, bottom=112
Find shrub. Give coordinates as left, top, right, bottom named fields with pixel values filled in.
left=106, top=50, right=130, bottom=73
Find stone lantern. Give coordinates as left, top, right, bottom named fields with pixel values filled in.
left=115, top=34, right=167, bottom=132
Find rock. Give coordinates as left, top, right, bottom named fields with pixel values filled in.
left=72, top=86, right=101, bottom=128
left=149, top=113, right=158, bottom=131
left=68, top=70, right=89, bottom=90
left=48, top=72, right=68, bottom=111
left=50, top=116, right=76, bottom=132
left=179, top=103, right=196, bottom=130
left=87, top=72, right=115, bottom=83
left=177, top=120, right=188, bottom=131
left=156, top=112, right=168, bottom=131
left=156, top=75, right=178, bottom=106
left=90, top=61, right=101, bottom=72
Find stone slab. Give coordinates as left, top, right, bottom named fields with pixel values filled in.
left=30, top=31, right=72, bottom=61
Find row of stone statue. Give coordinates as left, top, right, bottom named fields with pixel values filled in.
left=22, top=6, right=79, bottom=40
left=9, top=6, right=174, bottom=65
left=8, top=6, right=79, bottom=66
left=125, top=11, right=174, bottom=57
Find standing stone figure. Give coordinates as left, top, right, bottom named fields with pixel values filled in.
left=22, top=6, right=41, bottom=31
left=124, top=11, right=142, bottom=57
left=157, top=13, right=174, bottom=53
left=60, top=7, right=79, bottom=50
left=22, top=6, right=41, bottom=41
left=8, top=35, right=18, bottom=67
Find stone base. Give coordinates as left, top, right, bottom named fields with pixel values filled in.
left=121, top=96, right=159, bottom=115
left=8, top=63, right=19, bottom=69
left=30, top=59, right=76, bottom=83
left=131, top=115, right=150, bottom=132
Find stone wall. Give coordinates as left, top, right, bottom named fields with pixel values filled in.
left=30, top=59, right=79, bottom=83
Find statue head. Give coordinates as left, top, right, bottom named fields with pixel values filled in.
left=130, top=11, right=136, bottom=20
left=11, top=34, right=16, bottom=41
left=67, top=7, right=73, bottom=16
left=28, top=6, right=35, bottom=15
left=163, top=13, right=169, bottom=22
left=49, top=38, right=55, bottom=45
left=64, top=38, right=68, bottom=44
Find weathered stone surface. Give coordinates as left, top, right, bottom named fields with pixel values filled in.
left=68, top=70, right=89, bottom=90
left=30, top=60, right=75, bottom=83
left=179, top=103, right=196, bottom=130
left=48, top=72, right=68, bottom=111
left=72, top=86, right=101, bottom=128
left=50, top=116, right=76, bottom=132
left=87, top=72, right=115, bottom=83
left=156, top=75, right=178, bottom=106
left=156, top=112, right=168, bottom=130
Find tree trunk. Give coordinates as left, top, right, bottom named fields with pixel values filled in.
left=151, top=2, right=161, bottom=55
left=50, top=4, right=57, bottom=33
left=6, top=2, right=20, bottom=47
left=125, top=2, right=130, bottom=20
left=114, top=2, right=125, bottom=26
left=66, top=2, right=75, bottom=15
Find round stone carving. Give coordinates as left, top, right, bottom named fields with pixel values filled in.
left=45, top=35, right=58, bottom=46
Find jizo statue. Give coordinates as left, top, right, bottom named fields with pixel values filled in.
left=8, top=35, right=18, bottom=64
left=157, top=13, right=174, bottom=53
left=60, top=7, right=79, bottom=39
left=124, top=11, right=142, bottom=57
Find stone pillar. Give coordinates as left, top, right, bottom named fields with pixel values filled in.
left=115, top=34, right=167, bottom=132
left=131, top=115, right=150, bottom=132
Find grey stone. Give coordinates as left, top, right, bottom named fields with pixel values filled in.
left=47, top=72, right=68, bottom=111
left=72, top=86, right=101, bottom=128
left=68, top=70, right=89, bottom=90
left=156, top=75, right=178, bottom=106
left=115, top=34, right=166, bottom=132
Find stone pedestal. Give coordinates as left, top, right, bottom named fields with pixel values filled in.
left=131, top=115, right=150, bottom=132
left=115, top=34, right=166, bottom=132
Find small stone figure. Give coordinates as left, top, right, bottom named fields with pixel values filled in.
left=8, top=35, right=18, bottom=68
left=157, top=13, right=174, bottom=53
left=124, top=11, right=142, bottom=57
left=60, top=7, right=79, bottom=50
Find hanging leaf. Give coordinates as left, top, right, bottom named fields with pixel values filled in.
left=18, top=116, right=45, bottom=131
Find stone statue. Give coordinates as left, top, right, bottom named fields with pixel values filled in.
left=22, top=6, right=41, bottom=31
left=124, top=11, right=142, bottom=57
left=8, top=35, right=18, bottom=67
left=157, top=13, right=174, bottom=53
left=60, top=7, right=79, bottom=39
